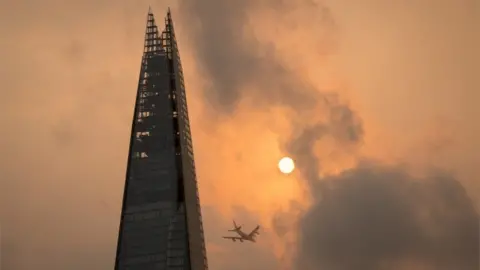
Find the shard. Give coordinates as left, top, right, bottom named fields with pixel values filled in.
left=114, top=8, right=208, bottom=270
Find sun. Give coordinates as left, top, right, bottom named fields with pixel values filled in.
left=278, top=157, right=295, bottom=174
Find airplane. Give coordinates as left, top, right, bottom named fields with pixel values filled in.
left=222, top=220, right=260, bottom=243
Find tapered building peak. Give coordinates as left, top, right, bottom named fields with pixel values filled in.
left=114, top=7, right=208, bottom=270
left=143, top=8, right=162, bottom=54
left=142, top=7, right=179, bottom=58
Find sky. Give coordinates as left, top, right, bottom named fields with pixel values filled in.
left=0, top=0, right=479, bottom=269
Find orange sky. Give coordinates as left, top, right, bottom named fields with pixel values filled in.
left=0, top=0, right=479, bottom=269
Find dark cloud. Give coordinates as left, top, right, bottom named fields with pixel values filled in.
left=178, top=0, right=335, bottom=114
left=285, top=93, right=364, bottom=195
left=293, top=164, right=479, bottom=270
left=283, top=94, right=477, bottom=269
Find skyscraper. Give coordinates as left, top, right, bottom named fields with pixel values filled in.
left=114, top=8, right=208, bottom=270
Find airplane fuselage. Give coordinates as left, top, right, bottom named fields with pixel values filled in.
left=233, top=229, right=256, bottom=242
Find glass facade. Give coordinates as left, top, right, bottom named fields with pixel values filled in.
left=114, top=9, right=208, bottom=270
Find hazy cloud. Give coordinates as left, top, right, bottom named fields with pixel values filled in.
left=294, top=164, right=479, bottom=270
left=178, top=0, right=479, bottom=269
left=178, top=0, right=336, bottom=114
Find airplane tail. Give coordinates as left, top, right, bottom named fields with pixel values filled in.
left=229, top=220, right=241, bottom=231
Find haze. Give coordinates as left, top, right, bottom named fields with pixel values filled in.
left=0, top=0, right=479, bottom=269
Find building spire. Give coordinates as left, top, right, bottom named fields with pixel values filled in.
left=143, top=7, right=162, bottom=54
left=165, top=7, right=174, bottom=36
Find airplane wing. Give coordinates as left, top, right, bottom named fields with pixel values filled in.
left=222, top=236, right=244, bottom=242
left=247, top=225, right=260, bottom=238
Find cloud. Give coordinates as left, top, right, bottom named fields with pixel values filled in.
left=178, top=1, right=479, bottom=269
left=293, top=163, right=479, bottom=270
left=177, top=1, right=479, bottom=270
left=285, top=98, right=364, bottom=189
left=178, top=0, right=334, bottom=114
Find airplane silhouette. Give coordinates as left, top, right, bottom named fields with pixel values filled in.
left=222, top=220, right=260, bottom=243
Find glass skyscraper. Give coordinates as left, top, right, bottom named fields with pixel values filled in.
left=114, top=8, right=208, bottom=270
